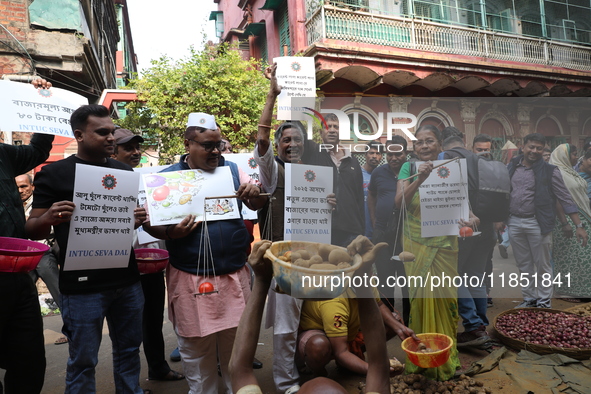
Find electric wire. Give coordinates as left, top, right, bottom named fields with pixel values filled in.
left=0, top=22, right=34, bottom=69
left=35, top=65, right=102, bottom=97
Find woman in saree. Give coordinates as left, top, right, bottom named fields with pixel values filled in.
left=394, top=125, right=476, bottom=380
left=549, top=144, right=591, bottom=302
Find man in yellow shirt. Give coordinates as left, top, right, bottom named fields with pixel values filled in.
left=298, top=287, right=416, bottom=376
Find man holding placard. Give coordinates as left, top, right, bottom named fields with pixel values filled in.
left=255, top=64, right=341, bottom=394
left=254, top=64, right=308, bottom=394
left=143, top=112, right=266, bottom=394
left=0, top=79, right=54, bottom=394
left=26, top=105, right=146, bottom=394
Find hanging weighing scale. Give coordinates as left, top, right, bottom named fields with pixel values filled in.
left=194, top=192, right=271, bottom=296
left=390, top=156, right=478, bottom=262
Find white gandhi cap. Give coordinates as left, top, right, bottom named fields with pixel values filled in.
left=187, top=112, right=216, bottom=130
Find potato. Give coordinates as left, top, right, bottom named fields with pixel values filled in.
left=299, top=250, right=311, bottom=260
left=179, top=194, right=192, bottom=205
left=318, top=244, right=334, bottom=260
left=290, top=252, right=302, bottom=262
left=389, top=357, right=404, bottom=372
left=283, top=251, right=292, bottom=259
left=309, top=255, right=323, bottom=265
left=305, top=245, right=319, bottom=256
left=336, top=262, right=351, bottom=269
left=328, top=249, right=351, bottom=265
left=293, top=258, right=310, bottom=268
left=278, top=256, right=288, bottom=262
left=309, top=263, right=336, bottom=270
left=399, top=251, right=416, bottom=262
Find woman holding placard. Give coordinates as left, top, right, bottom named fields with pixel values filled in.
left=394, top=125, right=463, bottom=380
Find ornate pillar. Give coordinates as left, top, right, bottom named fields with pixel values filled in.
left=567, top=111, right=580, bottom=149
left=388, top=95, right=412, bottom=113
left=387, top=96, right=413, bottom=143
left=516, top=104, right=533, bottom=143
left=460, top=99, right=480, bottom=147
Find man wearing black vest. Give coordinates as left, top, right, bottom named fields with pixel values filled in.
left=302, top=113, right=365, bottom=247
left=440, top=135, right=495, bottom=347
left=502, top=133, right=587, bottom=309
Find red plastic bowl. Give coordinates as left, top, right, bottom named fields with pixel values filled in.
left=402, top=333, right=453, bottom=368
left=135, top=248, right=169, bottom=274
left=0, top=237, right=50, bottom=273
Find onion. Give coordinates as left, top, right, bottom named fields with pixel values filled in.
left=496, top=310, right=591, bottom=349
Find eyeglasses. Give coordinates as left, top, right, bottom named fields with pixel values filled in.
left=187, top=139, right=226, bottom=153
left=414, top=139, right=438, bottom=147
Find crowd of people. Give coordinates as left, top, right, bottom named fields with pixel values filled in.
left=2, top=72, right=591, bottom=394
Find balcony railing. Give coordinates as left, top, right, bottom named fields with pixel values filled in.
left=305, top=4, right=591, bottom=72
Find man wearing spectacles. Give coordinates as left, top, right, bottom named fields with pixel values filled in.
left=186, top=138, right=227, bottom=154
left=142, top=112, right=267, bottom=394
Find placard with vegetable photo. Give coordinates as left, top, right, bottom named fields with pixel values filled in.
left=143, top=167, right=240, bottom=225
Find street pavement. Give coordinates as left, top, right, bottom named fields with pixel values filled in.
left=1, top=243, right=576, bottom=393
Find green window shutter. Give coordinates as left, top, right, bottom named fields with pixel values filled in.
left=491, top=137, right=506, bottom=162
left=347, top=114, right=373, bottom=142
left=277, top=3, right=291, bottom=56
left=488, top=14, right=503, bottom=31
left=260, top=28, right=268, bottom=64
left=547, top=136, right=567, bottom=151
left=413, top=0, right=447, bottom=23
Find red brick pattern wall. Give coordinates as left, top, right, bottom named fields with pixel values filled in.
left=0, top=1, right=27, bottom=39
left=0, top=0, right=28, bottom=75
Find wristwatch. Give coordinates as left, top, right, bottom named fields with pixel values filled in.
left=576, top=223, right=584, bottom=228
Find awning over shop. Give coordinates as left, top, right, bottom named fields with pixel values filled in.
left=259, top=0, right=285, bottom=11
left=209, top=11, right=222, bottom=21
left=242, top=22, right=265, bottom=37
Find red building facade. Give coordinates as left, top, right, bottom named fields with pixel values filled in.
left=213, top=0, right=591, bottom=151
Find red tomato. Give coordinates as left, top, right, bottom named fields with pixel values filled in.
left=459, top=227, right=474, bottom=237
left=153, top=185, right=170, bottom=201
left=199, top=282, right=214, bottom=293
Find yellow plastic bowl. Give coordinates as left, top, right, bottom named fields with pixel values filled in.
left=264, top=241, right=362, bottom=300
left=401, top=333, right=453, bottom=368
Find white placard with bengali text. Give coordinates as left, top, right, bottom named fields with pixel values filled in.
left=134, top=165, right=168, bottom=245
left=0, top=80, right=88, bottom=137
left=224, top=153, right=260, bottom=220
left=143, top=167, right=241, bottom=226
left=284, top=163, right=333, bottom=243
left=418, top=159, right=470, bottom=237
left=64, top=164, right=139, bottom=271
left=273, top=56, right=316, bottom=120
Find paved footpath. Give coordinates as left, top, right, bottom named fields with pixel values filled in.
left=2, top=246, right=575, bottom=393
